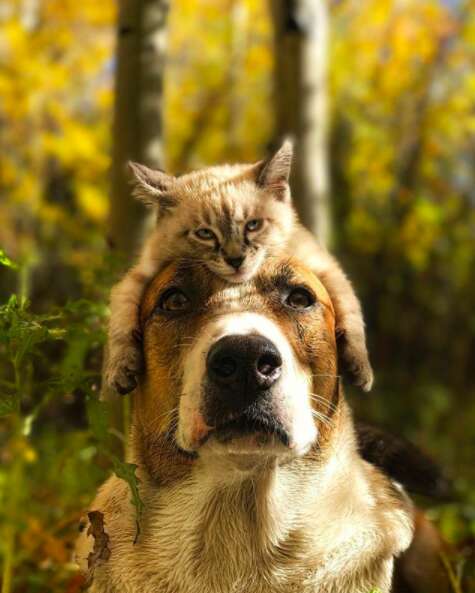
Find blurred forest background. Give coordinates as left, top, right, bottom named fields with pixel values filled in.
left=1, top=0, right=474, bottom=591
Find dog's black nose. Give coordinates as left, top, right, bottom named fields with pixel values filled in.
left=207, top=335, right=282, bottom=391
left=225, top=256, right=244, bottom=270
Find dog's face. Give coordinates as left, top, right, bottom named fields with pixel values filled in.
left=138, top=258, right=339, bottom=474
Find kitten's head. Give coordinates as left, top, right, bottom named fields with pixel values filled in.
left=129, top=140, right=296, bottom=282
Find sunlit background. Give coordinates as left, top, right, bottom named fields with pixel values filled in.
left=0, top=0, right=474, bottom=590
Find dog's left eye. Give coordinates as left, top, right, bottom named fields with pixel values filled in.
left=285, top=287, right=316, bottom=310
left=158, top=288, right=191, bottom=313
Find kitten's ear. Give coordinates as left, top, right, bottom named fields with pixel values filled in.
left=255, top=139, right=293, bottom=200
left=128, top=161, right=177, bottom=214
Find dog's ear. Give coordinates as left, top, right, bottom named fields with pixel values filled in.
left=128, top=162, right=178, bottom=216
left=254, top=139, right=293, bottom=201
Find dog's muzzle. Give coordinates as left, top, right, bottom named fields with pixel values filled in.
left=204, top=334, right=289, bottom=444
left=178, top=310, right=317, bottom=456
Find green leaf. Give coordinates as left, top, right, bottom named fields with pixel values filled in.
left=0, top=295, right=66, bottom=368
left=111, top=459, right=144, bottom=516
left=0, top=249, right=18, bottom=270
left=111, top=458, right=144, bottom=541
left=85, top=396, right=145, bottom=541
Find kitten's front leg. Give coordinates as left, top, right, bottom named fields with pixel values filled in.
left=105, top=269, right=148, bottom=394
left=335, top=310, right=374, bottom=392
left=315, top=256, right=373, bottom=391
left=105, top=330, right=143, bottom=395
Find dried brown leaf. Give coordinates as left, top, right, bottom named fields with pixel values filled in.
left=84, top=510, right=111, bottom=587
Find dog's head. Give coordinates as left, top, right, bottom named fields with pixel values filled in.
left=136, top=257, right=340, bottom=478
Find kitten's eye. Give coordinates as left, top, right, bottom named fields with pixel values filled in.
left=158, top=288, right=190, bottom=313
left=245, top=219, right=263, bottom=233
left=285, top=287, right=316, bottom=310
left=195, top=228, right=216, bottom=241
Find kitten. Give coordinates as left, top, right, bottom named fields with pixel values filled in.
left=105, top=141, right=373, bottom=394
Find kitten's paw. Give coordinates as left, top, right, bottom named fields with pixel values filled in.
left=347, top=356, right=374, bottom=392
left=105, top=342, right=144, bottom=395
left=339, top=331, right=374, bottom=392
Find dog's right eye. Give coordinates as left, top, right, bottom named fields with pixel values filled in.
left=285, top=287, right=316, bottom=310
left=157, top=288, right=191, bottom=313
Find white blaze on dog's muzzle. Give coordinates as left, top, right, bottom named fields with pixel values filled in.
left=177, top=312, right=317, bottom=457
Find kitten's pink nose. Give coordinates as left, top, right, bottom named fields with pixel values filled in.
left=225, top=256, right=244, bottom=270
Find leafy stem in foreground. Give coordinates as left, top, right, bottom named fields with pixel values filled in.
left=439, top=550, right=464, bottom=593
left=86, top=396, right=144, bottom=541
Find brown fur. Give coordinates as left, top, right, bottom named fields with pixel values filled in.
left=77, top=259, right=419, bottom=593
left=105, top=142, right=373, bottom=395
left=393, top=510, right=451, bottom=593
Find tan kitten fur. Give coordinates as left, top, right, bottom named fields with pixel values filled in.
left=105, top=141, right=373, bottom=394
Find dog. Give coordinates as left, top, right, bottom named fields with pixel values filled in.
left=76, top=257, right=447, bottom=593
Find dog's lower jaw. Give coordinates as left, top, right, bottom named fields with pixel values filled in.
left=176, top=413, right=317, bottom=464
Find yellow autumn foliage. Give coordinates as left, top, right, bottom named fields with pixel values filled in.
left=0, top=0, right=474, bottom=281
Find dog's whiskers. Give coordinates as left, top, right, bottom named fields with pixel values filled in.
left=311, top=409, right=334, bottom=427
left=154, top=406, right=178, bottom=423
left=149, top=406, right=179, bottom=434
left=308, top=392, right=338, bottom=413
left=312, top=372, right=341, bottom=380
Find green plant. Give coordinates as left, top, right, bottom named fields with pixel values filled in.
left=0, top=251, right=142, bottom=592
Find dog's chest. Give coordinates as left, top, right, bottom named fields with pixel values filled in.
left=129, top=484, right=309, bottom=593
left=102, top=477, right=395, bottom=593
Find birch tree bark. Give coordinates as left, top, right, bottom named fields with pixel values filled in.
left=109, top=0, right=169, bottom=257
left=270, top=0, right=331, bottom=247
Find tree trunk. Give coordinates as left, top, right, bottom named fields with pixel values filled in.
left=109, top=0, right=169, bottom=258
left=105, top=0, right=169, bottom=451
left=270, top=0, right=331, bottom=247
left=227, top=0, right=247, bottom=159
